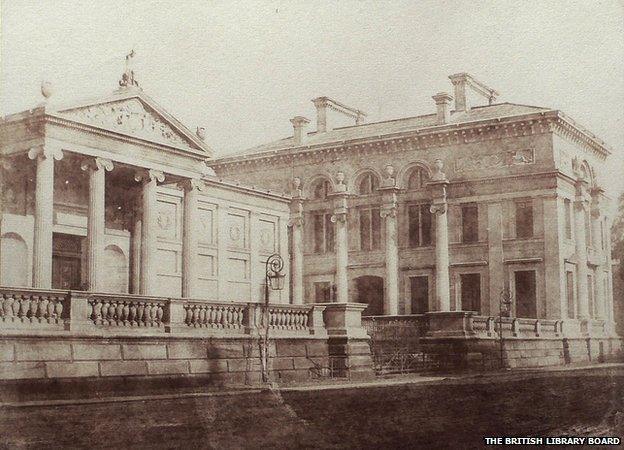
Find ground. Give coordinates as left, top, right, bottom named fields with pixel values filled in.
left=0, top=366, right=622, bottom=449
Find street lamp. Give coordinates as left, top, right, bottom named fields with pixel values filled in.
left=499, top=288, right=513, bottom=369
left=261, top=254, right=285, bottom=382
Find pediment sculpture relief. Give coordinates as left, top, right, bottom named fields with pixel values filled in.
left=59, top=99, right=191, bottom=148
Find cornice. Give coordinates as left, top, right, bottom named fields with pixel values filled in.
left=210, top=110, right=612, bottom=170
left=201, top=176, right=291, bottom=203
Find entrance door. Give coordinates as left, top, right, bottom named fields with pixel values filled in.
left=410, top=276, right=429, bottom=314
left=52, top=256, right=82, bottom=290
left=52, top=233, right=83, bottom=290
left=515, top=270, right=537, bottom=318
left=355, top=276, right=384, bottom=316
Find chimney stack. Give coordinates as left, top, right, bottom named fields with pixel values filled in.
left=312, top=97, right=329, bottom=133
left=290, top=116, right=310, bottom=145
left=432, top=92, right=453, bottom=124
left=448, top=73, right=499, bottom=113
left=449, top=73, right=470, bottom=112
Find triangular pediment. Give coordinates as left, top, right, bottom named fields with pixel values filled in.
left=53, top=92, right=209, bottom=154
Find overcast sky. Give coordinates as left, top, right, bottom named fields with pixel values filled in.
left=2, top=0, right=623, bottom=196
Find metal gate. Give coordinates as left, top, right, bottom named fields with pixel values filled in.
left=363, top=315, right=439, bottom=375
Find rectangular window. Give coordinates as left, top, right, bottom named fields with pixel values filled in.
left=566, top=271, right=575, bottom=319
left=461, top=204, right=478, bottom=243
left=410, top=276, right=429, bottom=314
left=515, top=200, right=533, bottom=239
left=314, top=282, right=332, bottom=303
left=460, top=273, right=481, bottom=313
left=313, top=213, right=334, bottom=254
left=515, top=270, right=537, bottom=318
left=564, top=199, right=572, bottom=239
left=359, top=208, right=381, bottom=251
left=408, top=204, right=432, bottom=247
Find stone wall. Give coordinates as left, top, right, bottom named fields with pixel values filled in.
left=0, top=335, right=338, bottom=384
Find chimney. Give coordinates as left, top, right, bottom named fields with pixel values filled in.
left=312, top=97, right=329, bottom=133
left=432, top=92, right=453, bottom=124
left=448, top=73, right=499, bottom=112
left=290, top=116, right=310, bottom=145
left=449, top=73, right=470, bottom=112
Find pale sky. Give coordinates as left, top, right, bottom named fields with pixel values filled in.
left=2, top=0, right=623, bottom=196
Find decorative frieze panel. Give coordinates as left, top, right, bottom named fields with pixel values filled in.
left=156, top=199, right=180, bottom=241
left=58, top=99, right=192, bottom=148
left=454, top=149, right=535, bottom=173
left=198, top=253, right=216, bottom=278
left=197, top=207, right=215, bottom=245
left=157, top=249, right=179, bottom=275
left=258, top=218, right=277, bottom=254
left=227, top=256, right=249, bottom=281
left=226, top=210, right=248, bottom=249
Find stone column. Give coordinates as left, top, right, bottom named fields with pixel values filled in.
left=428, top=159, right=451, bottom=312
left=80, top=157, right=113, bottom=292
left=179, top=178, right=203, bottom=298
left=134, top=169, right=164, bottom=295
left=574, top=179, right=591, bottom=319
left=130, top=215, right=142, bottom=295
left=330, top=171, right=349, bottom=303
left=379, top=165, right=400, bottom=315
left=27, top=146, right=63, bottom=289
left=590, top=195, right=605, bottom=319
left=289, top=178, right=305, bottom=305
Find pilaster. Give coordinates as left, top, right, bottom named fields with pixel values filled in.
left=574, top=179, right=591, bottom=319
left=379, top=165, right=400, bottom=315
left=179, top=178, right=203, bottom=298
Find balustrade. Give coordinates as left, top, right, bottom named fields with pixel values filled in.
left=87, top=295, right=166, bottom=327
left=0, top=288, right=67, bottom=325
left=183, top=302, right=245, bottom=329
left=265, top=306, right=310, bottom=330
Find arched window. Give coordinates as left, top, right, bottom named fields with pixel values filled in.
left=407, top=167, right=429, bottom=190
left=312, top=178, right=332, bottom=200
left=358, top=172, right=379, bottom=195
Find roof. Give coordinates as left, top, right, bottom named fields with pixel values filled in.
left=220, top=102, right=552, bottom=159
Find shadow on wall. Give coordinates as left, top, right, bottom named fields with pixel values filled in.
left=355, top=276, right=384, bottom=316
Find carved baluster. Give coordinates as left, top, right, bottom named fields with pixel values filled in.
left=302, top=311, right=309, bottom=328
left=4, top=295, right=15, bottom=320
left=93, top=300, right=102, bottom=324
left=37, top=296, right=48, bottom=322
left=209, top=306, right=217, bottom=327
left=143, top=304, right=152, bottom=326
left=156, top=303, right=163, bottom=325
left=150, top=303, right=158, bottom=325
left=114, top=301, right=123, bottom=325
left=192, top=305, right=200, bottom=327
left=232, top=308, right=239, bottom=328
left=129, top=302, right=137, bottom=326
left=101, top=300, right=110, bottom=324
left=195, top=305, right=204, bottom=327
left=122, top=302, right=130, bottom=325
left=10, top=295, right=20, bottom=317
left=184, top=306, right=192, bottom=326
left=215, top=307, right=223, bottom=328
left=136, top=302, right=144, bottom=326
left=225, top=307, right=232, bottom=328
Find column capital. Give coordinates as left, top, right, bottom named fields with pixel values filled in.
left=430, top=203, right=448, bottom=215
left=134, top=169, right=165, bottom=184
left=380, top=205, right=397, bottom=219
left=330, top=211, right=347, bottom=223
left=28, top=145, right=63, bottom=161
left=80, top=156, right=113, bottom=173
left=177, top=178, right=204, bottom=192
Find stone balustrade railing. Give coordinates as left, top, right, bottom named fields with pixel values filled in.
left=87, top=294, right=167, bottom=328
left=0, top=288, right=69, bottom=328
left=0, top=288, right=328, bottom=337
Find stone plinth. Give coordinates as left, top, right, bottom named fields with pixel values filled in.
left=425, top=311, right=477, bottom=338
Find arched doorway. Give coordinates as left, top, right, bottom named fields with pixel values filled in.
left=355, top=276, right=384, bottom=316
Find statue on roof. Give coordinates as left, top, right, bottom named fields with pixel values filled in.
left=118, top=49, right=139, bottom=88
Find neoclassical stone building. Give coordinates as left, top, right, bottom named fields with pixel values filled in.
left=0, top=74, right=293, bottom=304
left=211, top=73, right=617, bottom=328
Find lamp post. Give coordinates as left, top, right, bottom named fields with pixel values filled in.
left=499, top=288, right=513, bottom=369
left=261, top=254, right=285, bottom=383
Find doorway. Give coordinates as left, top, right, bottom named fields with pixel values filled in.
left=515, top=270, right=537, bottom=318
left=355, top=276, right=384, bottom=316
left=52, top=233, right=84, bottom=290
left=410, top=276, right=429, bottom=314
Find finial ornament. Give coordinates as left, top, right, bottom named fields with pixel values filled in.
left=196, top=127, right=206, bottom=141
left=119, top=49, right=139, bottom=88
left=41, top=81, right=54, bottom=100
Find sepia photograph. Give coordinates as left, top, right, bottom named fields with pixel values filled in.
left=0, top=0, right=623, bottom=448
